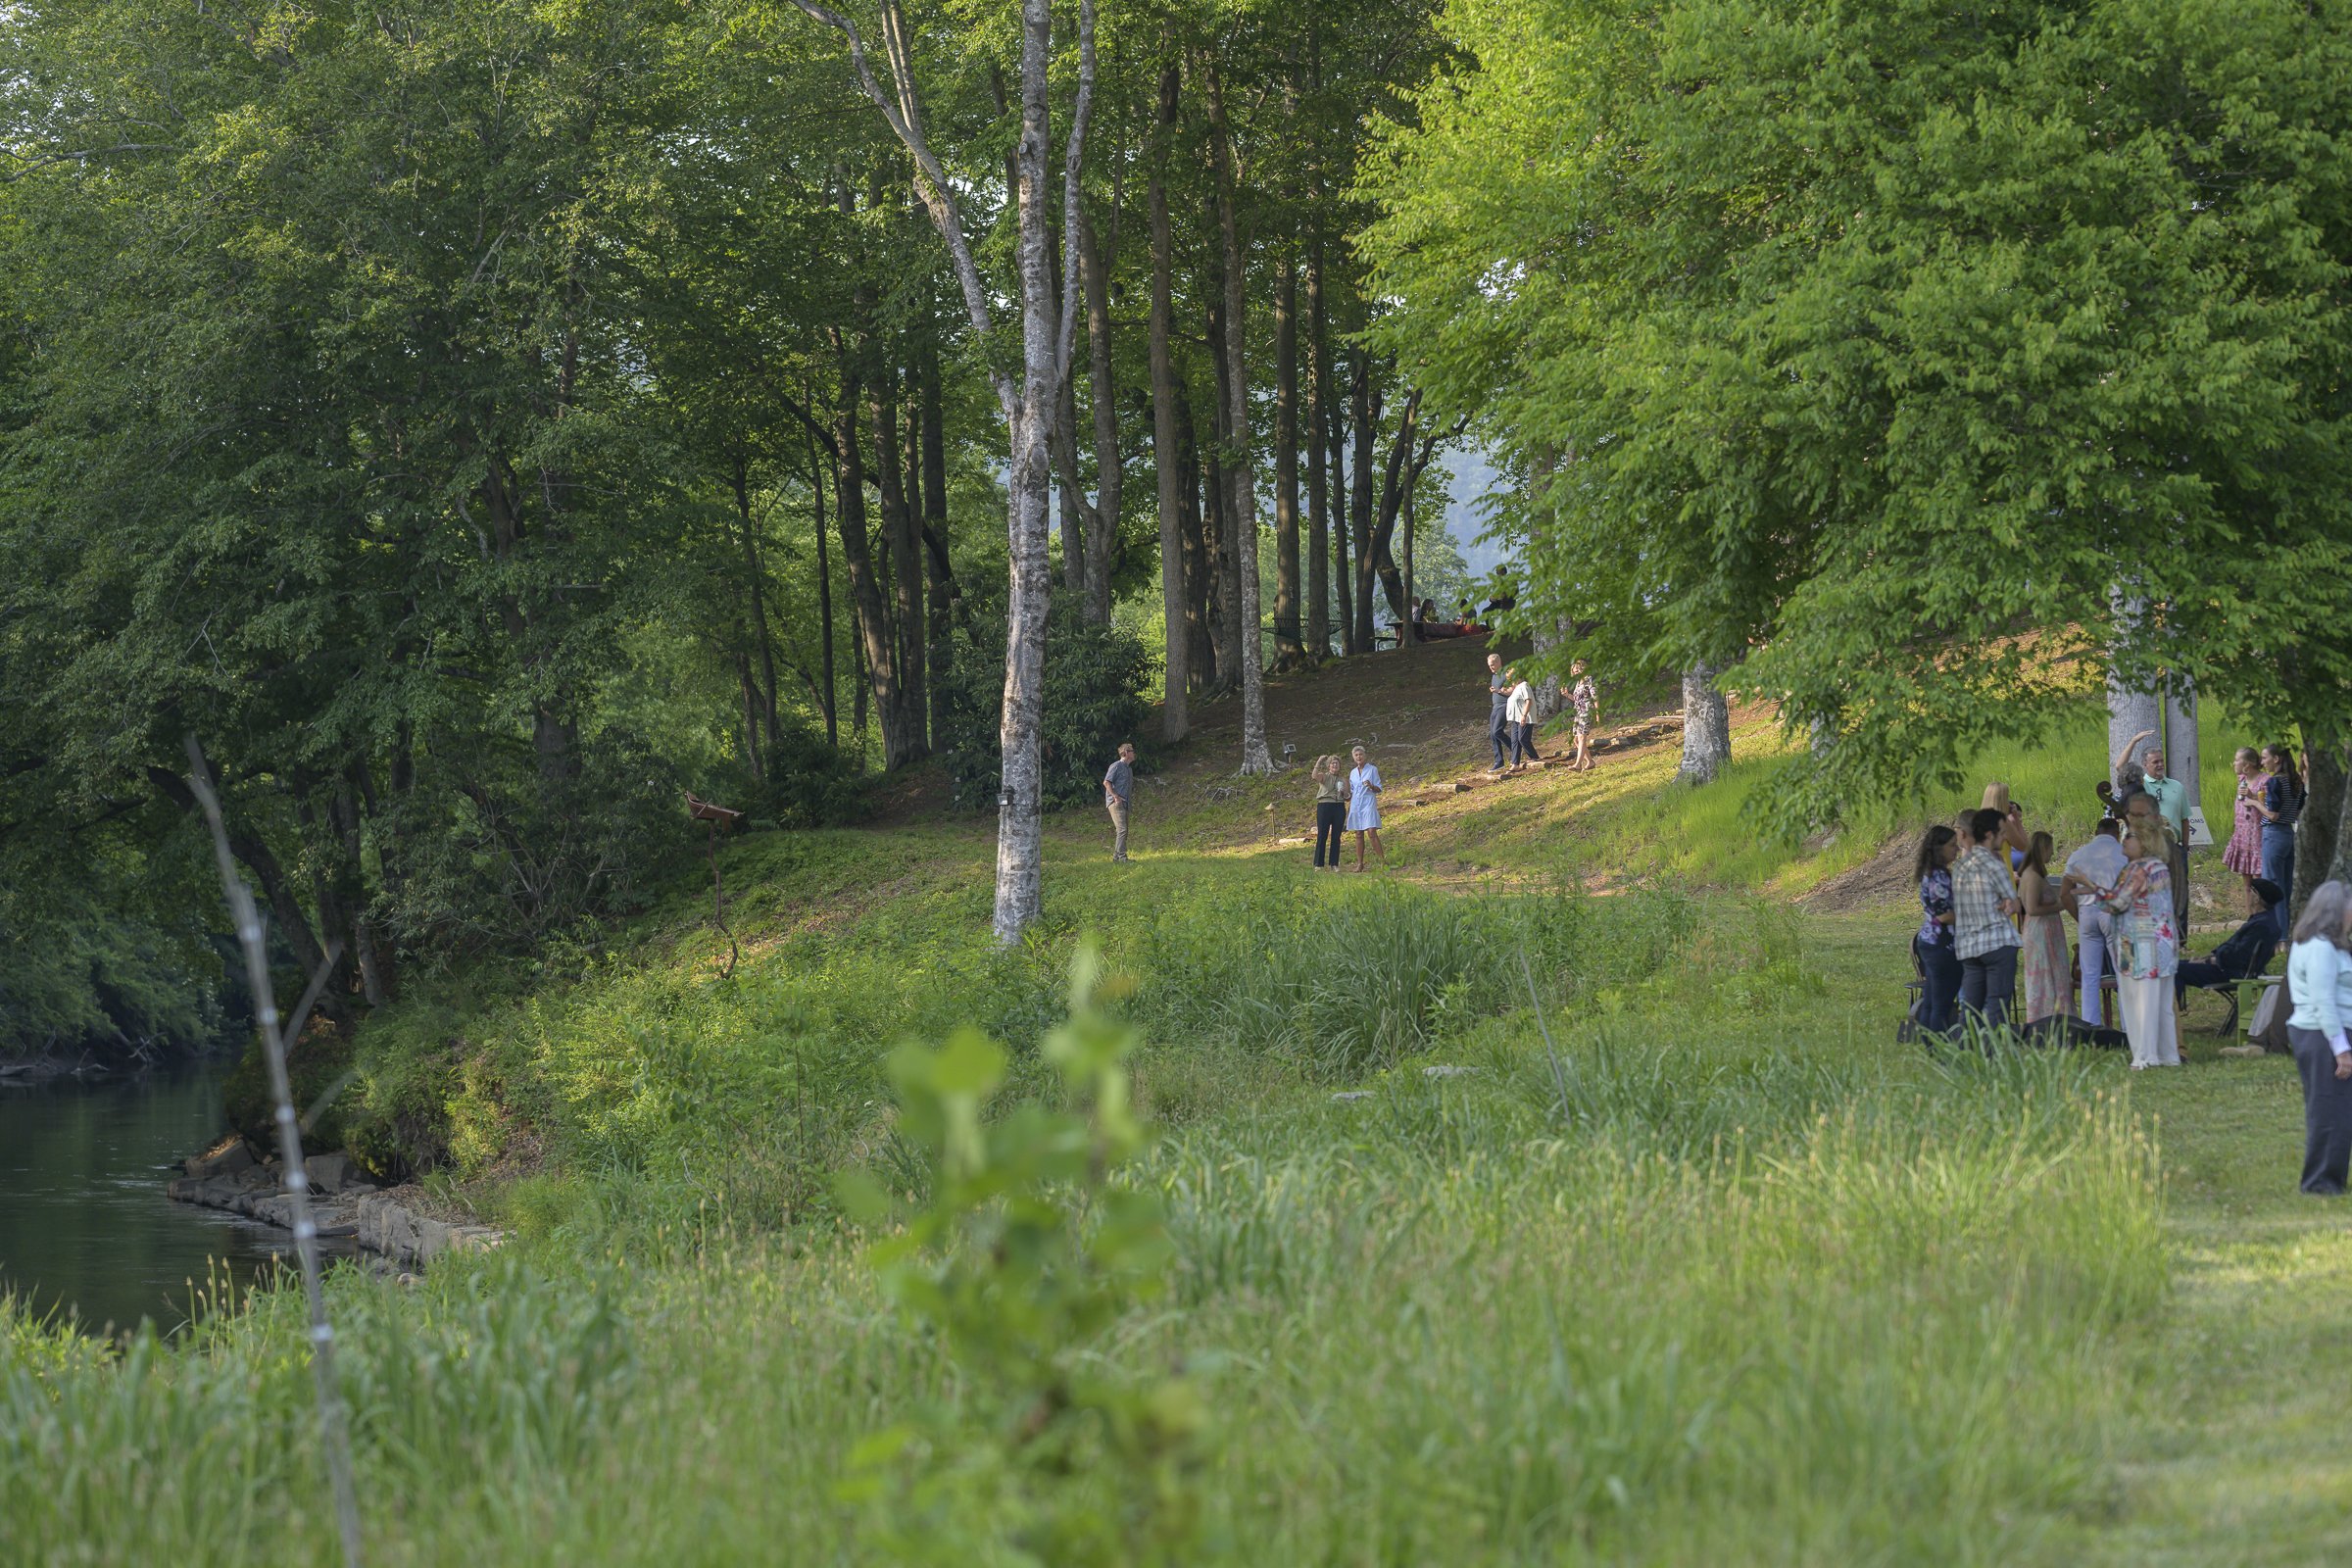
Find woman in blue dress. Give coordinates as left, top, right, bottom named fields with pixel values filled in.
left=2261, top=743, right=2303, bottom=911
left=1345, top=745, right=1384, bottom=871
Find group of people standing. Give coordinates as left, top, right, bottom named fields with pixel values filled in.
left=1911, top=735, right=2308, bottom=1075
left=2221, top=742, right=2306, bottom=912
left=1914, top=776, right=2177, bottom=1069
left=1487, top=653, right=1597, bottom=775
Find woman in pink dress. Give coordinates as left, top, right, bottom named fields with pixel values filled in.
left=2224, top=747, right=2270, bottom=915
left=2017, top=831, right=2073, bottom=1025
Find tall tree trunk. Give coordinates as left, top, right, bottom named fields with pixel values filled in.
left=731, top=449, right=784, bottom=747
left=1527, top=447, right=1563, bottom=721
left=1271, top=245, right=1303, bottom=668
left=809, top=429, right=839, bottom=748
left=1204, top=283, right=1237, bottom=692
left=2106, top=592, right=2164, bottom=792
left=1678, top=662, right=1731, bottom=785
left=1348, top=354, right=1379, bottom=654
left=1305, top=234, right=1330, bottom=662
left=834, top=370, right=912, bottom=768
left=2300, top=733, right=2347, bottom=927
left=1329, top=368, right=1352, bottom=655
left=989, top=0, right=1070, bottom=942
left=1148, top=62, right=1189, bottom=741
left=1079, top=210, right=1119, bottom=626
left=2167, top=677, right=2200, bottom=813
left=1177, top=379, right=1214, bottom=693
left=1368, top=389, right=1421, bottom=631
left=1203, top=65, right=1272, bottom=773
left=872, top=371, right=929, bottom=759
left=917, top=330, right=954, bottom=752
left=1399, top=450, right=1415, bottom=657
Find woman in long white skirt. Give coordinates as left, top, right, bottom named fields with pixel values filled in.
left=2096, top=825, right=2181, bottom=1068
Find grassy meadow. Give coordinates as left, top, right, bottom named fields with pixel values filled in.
left=4, top=650, right=2345, bottom=1565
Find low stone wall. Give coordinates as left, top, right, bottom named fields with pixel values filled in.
left=167, top=1138, right=502, bottom=1270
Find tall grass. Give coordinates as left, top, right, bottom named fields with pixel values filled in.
left=0, top=997, right=2162, bottom=1565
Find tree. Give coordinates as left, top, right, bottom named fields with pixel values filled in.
left=784, top=0, right=1100, bottom=941
left=1363, top=0, right=2352, bottom=823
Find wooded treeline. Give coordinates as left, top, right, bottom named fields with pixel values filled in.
left=1364, top=0, right=2352, bottom=853
left=0, top=0, right=1473, bottom=1049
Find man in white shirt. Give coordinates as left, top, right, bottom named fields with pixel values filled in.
left=2062, top=818, right=2131, bottom=1026
left=1505, top=674, right=1536, bottom=770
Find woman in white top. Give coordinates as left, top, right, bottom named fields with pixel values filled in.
left=2284, top=879, right=2352, bottom=1195
left=1343, top=745, right=1385, bottom=871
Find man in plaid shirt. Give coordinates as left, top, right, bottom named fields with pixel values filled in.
left=1953, top=806, right=2023, bottom=1029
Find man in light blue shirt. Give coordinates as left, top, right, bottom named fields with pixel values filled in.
left=2137, top=746, right=2187, bottom=845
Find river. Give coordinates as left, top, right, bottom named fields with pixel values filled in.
left=0, top=1060, right=306, bottom=1336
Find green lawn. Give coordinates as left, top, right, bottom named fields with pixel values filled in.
left=2, top=685, right=2340, bottom=1564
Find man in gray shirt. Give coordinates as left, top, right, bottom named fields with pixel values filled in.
left=1486, top=652, right=1512, bottom=774
left=1102, top=742, right=1136, bottom=863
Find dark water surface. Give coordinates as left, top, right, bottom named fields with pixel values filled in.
left=0, top=1062, right=296, bottom=1335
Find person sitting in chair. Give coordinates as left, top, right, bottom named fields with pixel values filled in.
left=2177, top=878, right=2285, bottom=1005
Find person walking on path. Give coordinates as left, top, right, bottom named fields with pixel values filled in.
left=2285, top=879, right=2352, bottom=1195
left=2095, top=823, right=2181, bottom=1068
left=2224, top=748, right=2270, bottom=915
left=2261, top=743, right=2303, bottom=910
left=1914, top=826, right=1963, bottom=1038
left=2017, top=831, right=2073, bottom=1025
left=1345, top=745, right=1385, bottom=870
left=1310, top=755, right=1348, bottom=871
left=1953, top=807, right=2024, bottom=1031
left=1567, top=661, right=1597, bottom=771
left=1102, top=743, right=1136, bottom=863
left=1486, top=654, right=1512, bottom=774
left=1505, top=672, right=1537, bottom=770
left=2063, top=818, right=2129, bottom=1026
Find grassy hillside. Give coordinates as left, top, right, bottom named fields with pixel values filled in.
left=6, top=639, right=2340, bottom=1566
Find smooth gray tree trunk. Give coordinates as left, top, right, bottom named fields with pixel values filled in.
left=2167, top=679, right=2200, bottom=812
left=788, top=0, right=1094, bottom=942
left=1677, top=662, right=1731, bottom=785
left=1206, top=63, right=1272, bottom=773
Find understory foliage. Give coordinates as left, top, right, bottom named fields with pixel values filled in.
left=937, top=596, right=1153, bottom=812
left=836, top=951, right=1200, bottom=1565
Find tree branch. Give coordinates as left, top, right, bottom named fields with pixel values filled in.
left=785, top=0, right=1014, bottom=416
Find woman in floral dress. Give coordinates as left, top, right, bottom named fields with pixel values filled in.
left=2096, top=825, right=2180, bottom=1068
left=2224, top=747, right=2270, bottom=915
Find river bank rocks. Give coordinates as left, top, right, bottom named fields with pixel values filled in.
left=167, top=1137, right=503, bottom=1269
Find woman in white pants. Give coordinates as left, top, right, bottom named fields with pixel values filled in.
left=2095, top=825, right=2181, bottom=1068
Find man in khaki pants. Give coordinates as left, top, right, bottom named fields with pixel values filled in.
left=1102, top=742, right=1136, bottom=863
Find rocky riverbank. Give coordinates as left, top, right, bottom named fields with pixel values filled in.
left=167, top=1137, right=503, bottom=1270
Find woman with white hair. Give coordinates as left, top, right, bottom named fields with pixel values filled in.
left=2285, top=879, right=2352, bottom=1195
left=2093, top=822, right=2180, bottom=1068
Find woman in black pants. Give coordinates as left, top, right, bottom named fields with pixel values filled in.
left=1310, top=755, right=1348, bottom=870
left=1912, top=825, right=1963, bottom=1036
left=2285, top=879, right=2352, bottom=1195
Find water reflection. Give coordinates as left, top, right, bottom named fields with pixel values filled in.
left=0, top=1062, right=302, bottom=1336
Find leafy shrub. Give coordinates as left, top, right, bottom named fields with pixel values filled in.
left=936, top=593, right=1152, bottom=811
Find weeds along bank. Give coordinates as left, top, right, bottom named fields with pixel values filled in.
left=339, top=848, right=1697, bottom=1235
left=0, top=880, right=2167, bottom=1564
